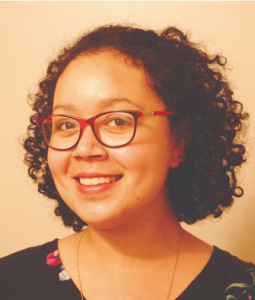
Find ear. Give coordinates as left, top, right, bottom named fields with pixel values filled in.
left=169, top=118, right=190, bottom=169
left=169, top=137, right=185, bottom=169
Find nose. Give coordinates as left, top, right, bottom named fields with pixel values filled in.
left=71, top=125, right=108, bottom=160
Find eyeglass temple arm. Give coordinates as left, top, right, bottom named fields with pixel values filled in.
left=141, top=111, right=177, bottom=116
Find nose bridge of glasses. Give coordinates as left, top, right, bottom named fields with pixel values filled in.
left=76, top=117, right=101, bottom=147
left=78, top=117, right=91, bottom=133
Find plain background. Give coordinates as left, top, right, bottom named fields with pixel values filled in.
left=0, top=1, right=254, bottom=261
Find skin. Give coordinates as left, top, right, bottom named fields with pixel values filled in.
left=49, top=51, right=213, bottom=300
left=48, top=51, right=181, bottom=230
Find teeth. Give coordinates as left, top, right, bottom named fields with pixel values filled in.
left=99, top=177, right=105, bottom=184
left=91, top=178, right=99, bottom=185
left=79, top=176, right=119, bottom=186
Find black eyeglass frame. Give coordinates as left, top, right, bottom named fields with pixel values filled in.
left=36, top=110, right=177, bottom=150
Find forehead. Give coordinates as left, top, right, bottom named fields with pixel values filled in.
left=53, top=51, right=165, bottom=114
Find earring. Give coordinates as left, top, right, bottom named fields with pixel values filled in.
left=73, top=215, right=79, bottom=226
left=73, top=215, right=82, bottom=232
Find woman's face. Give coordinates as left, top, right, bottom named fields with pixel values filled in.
left=48, top=51, right=182, bottom=228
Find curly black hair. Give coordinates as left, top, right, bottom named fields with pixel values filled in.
left=23, top=24, right=248, bottom=232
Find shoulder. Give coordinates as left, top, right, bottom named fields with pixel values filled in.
left=0, top=239, right=58, bottom=270
left=213, top=247, right=254, bottom=278
left=0, top=239, right=59, bottom=299
left=213, top=247, right=255, bottom=299
left=178, top=246, right=255, bottom=300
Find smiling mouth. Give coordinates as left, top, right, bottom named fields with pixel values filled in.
left=76, top=175, right=122, bottom=186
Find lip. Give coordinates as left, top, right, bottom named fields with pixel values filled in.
left=73, top=173, right=123, bottom=195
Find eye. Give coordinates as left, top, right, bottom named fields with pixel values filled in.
left=57, top=121, right=76, bottom=130
left=102, top=113, right=134, bottom=128
left=53, top=118, right=79, bottom=131
left=107, top=117, right=129, bottom=126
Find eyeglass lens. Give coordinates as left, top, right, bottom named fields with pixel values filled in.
left=42, top=112, right=136, bottom=149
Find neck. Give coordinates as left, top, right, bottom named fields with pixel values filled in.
left=82, top=202, right=181, bottom=261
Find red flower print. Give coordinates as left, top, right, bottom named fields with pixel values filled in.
left=46, top=250, right=62, bottom=267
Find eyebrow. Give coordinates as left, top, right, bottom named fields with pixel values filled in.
left=52, top=98, right=144, bottom=112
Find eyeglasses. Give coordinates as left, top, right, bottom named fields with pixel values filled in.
left=37, top=110, right=177, bottom=150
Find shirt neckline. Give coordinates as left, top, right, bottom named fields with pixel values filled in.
left=52, top=239, right=219, bottom=299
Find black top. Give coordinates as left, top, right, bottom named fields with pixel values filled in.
left=0, top=239, right=254, bottom=300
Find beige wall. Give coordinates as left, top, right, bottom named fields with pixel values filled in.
left=0, top=1, right=254, bottom=261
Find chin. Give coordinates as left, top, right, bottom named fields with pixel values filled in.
left=78, top=210, right=129, bottom=230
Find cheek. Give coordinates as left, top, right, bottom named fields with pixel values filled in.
left=111, top=140, right=171, bottom=208
left=111, top=133, right=171, bottom=177
left=47, top=149, right=69, bottom=179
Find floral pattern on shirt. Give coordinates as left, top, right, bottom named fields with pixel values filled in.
left=224, top=267, right=255, bottom=299
left=46, top=249, right=71, bottom=281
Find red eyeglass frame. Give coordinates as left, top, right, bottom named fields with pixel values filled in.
left=36, top=110, right=177, bottom=150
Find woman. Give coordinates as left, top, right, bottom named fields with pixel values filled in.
left=0, top=25, right=254, bottom=300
